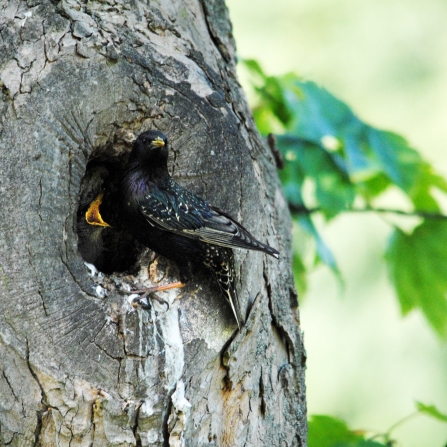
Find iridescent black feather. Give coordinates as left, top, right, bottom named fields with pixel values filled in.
left=121, top=130, right=279, bottom=328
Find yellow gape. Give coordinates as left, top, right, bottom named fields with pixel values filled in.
left=85, top=193, right=111, bottom=227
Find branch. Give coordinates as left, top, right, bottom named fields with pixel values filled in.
left=289, top=203, right=447, bottom=220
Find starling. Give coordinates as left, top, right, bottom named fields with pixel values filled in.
left=121, top=130, right=279, bottom=328
left=77, top=191, right=133, bottom=274
left=76, top=159, right=142, bottom=274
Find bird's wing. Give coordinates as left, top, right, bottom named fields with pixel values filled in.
left=139, top=182, right=279, bottom=257
left=140, top=185, right=207, bottom=232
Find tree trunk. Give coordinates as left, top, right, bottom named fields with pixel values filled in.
left=0, top=1, right=306, bottom=446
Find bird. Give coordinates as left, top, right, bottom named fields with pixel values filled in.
left=77, top=191, right=140, bottom=274
left=78, top=191, right=184, bottom=302
left=120, top=130, right=279, bottom=328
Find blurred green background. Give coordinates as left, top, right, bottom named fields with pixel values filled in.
left=226, top=0, right=447, bottom=446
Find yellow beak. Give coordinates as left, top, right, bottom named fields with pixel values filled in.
left=152, top=137, right=165, bottom=147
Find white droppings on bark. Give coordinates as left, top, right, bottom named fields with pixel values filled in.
left=95, top=285, right=107, bottom=298
left=172, top=380, right=191, bottom=415
left=84, top=263, right=98, bottom=276
left=160, top=302, right=185, bottom=391
left=126, top=294, right=140, bottom=306
left=168, top=380, right=191, bottom=447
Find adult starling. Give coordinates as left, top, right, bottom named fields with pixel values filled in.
left=121, top=130, right=279, bottom=328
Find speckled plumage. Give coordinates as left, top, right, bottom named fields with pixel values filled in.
left=121, top=130, right=279, bottom=328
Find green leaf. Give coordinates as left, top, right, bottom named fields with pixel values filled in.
left=275, top=80, right=386, bottom=186
left=295, top=215, right=339, bottom=273
left=242, top=59, right=267, bottom=80
left=277, top=136, right=356, bottom=218
left=416, top=402, right=447, bottom=423
left=308, top=415, right=387, bottom=447
left=308, top=415, right=361, bottom=447
left=343, top=134, right=383, bottom=184
left=357, top=173, right=391, bottom=202
left=386, top=222, right=447, bottom=337
left=244, top=60, right=295, bottom=127
left=430, top=171, right=447, bottom=194
left=276, top=139, right=306, bottom=206
left=245, top=61, right=447, bottom=209
left=409, top=164, right=442, bottom=212
left=286, top=80, right=360, bottom=142
left=252, top=107, right=284, bottom=135
left=366, top=128, right=422, bottom=192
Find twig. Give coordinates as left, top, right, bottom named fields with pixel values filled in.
left=289, top=204, right=447, bottom=220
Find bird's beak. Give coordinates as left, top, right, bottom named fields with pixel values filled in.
left=152, top=137, right=165, bottom=147
left=85, top=193, right=111, bottom=227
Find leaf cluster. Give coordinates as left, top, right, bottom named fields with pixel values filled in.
left=243, top=60, right=447, bottom=338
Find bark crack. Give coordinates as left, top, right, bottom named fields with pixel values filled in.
left=219, top=329, right=239, bottom=390
left=26, top=244, right=49, bottom=317
left=37, top=177, right=43, bottom=225
left=131, top=400, right=143, bottom=447
left=197, top=0, right=231, bottom=63
left=25, top=338, right=48, bottom=447
left=37, top=289, right=49, bottom=317
left=186, top=49, right=223, bottom=92
left=59, top=254, right=96, bottom=299
left=263, top=265, right=294, bottom=364
left=92, top=318, right=123, bottom=362
left=258, top=369, right=266, bottom=418
left=2, top=370, right=19, bottom=402
left=162, top=387, right=176, bottom=447
left=90, top=397, right=97, bottom=444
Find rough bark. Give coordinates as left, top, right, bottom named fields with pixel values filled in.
left=0, top=1, right=306, bottom=446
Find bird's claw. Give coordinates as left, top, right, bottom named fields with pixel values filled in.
left=126, top=281, right=185, bottom=311
left=131, top=292, right=169, bottom=310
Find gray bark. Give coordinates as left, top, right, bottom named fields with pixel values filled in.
left=0, top=1, right=306, bottom=446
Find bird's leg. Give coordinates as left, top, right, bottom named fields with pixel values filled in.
left=130, top=281, right=185, bottom=295
left=129, top=281, right=185, bottom=309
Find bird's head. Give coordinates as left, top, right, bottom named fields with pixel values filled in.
left=134, top=130, right=168, bottom=154
left=128, top=130, right=169, bottom=174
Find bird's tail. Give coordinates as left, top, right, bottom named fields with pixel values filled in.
left=212, top=250, right=243, bottom=329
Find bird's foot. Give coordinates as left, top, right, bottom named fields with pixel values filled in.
left=129, top=281, right=185, bottom=310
